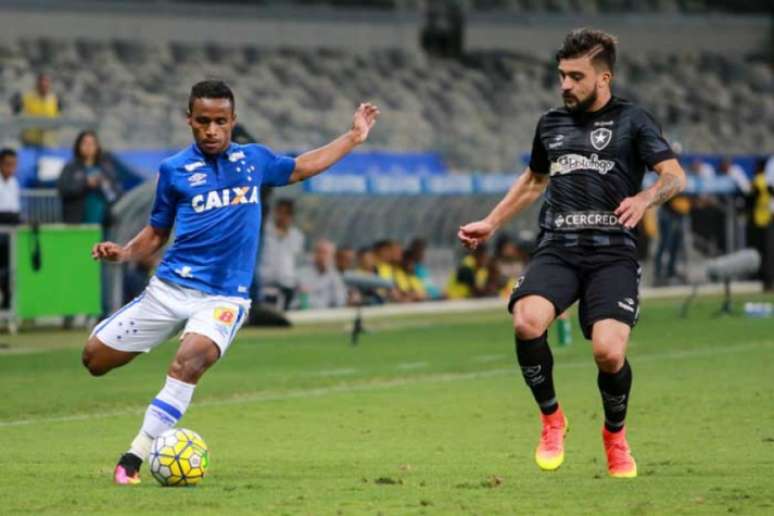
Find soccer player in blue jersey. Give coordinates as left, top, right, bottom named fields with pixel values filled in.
left=82, top=80, right=380, bottom=485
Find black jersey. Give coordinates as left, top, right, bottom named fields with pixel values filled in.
left=529, top=96, right=675, bottom=249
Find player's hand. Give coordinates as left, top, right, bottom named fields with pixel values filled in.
left=614, top=192, right=651, bottom=229
left=350, top=102, right=380, bottom=144
left=91, top=241, right=127, bottom=262
left=458, top=220, right=495, bottom=250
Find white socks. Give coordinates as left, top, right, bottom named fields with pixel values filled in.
left=128, top=376, right=196, bottom=461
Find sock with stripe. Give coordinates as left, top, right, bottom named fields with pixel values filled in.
left=515, top=332, right=559, bottom=415
left=597, top=359, right=632, bottom=433
left=128, top=376, right=196, bottom=462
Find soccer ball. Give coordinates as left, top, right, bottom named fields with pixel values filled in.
left=149, top=428, right=209, bottom=487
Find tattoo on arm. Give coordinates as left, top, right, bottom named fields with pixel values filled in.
left=648, top=172, right=682, bottom=207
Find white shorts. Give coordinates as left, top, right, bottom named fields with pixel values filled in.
left=92, top=276, right=251, bottom=356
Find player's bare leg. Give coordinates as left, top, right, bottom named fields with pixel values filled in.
left=513, top=295, right=568, bottom=471
left=592, top=319, right=637, bottom=478
left=115, top=334, right=220, bottom=485
left=82, top=337, right=141, bottom=376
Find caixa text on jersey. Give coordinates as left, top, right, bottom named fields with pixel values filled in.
left=191, top=186, right=259, bottom=213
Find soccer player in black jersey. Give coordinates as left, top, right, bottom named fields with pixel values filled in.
left=458, top=28, right=686, bottom=478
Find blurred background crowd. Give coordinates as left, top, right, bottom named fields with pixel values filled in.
left=0, top=0, right=771, bottom=322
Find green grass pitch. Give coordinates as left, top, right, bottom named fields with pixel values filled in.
left=1, top=294, right=773, bottom=514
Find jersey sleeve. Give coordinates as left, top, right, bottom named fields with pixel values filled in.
left=528, top=118, right=550, bottom=175
left=256, top=145, right=296, bottom=187
left=149, top=162, right=177, bottom=229
left=633, top=107, right=676, bottom=168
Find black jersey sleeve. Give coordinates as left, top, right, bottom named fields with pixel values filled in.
left=633, top=107, right=675, bottom=168
left=528, top=118, right=550, bottom=175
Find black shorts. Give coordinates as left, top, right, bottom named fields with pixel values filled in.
left=508, top=245, right=641, bottom=340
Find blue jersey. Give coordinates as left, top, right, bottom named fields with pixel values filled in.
left=150, top=142, right=295, bottom=298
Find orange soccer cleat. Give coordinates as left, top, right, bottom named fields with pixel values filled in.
left=603, top=427, right=637, bottom=478
left=534, top=407, right=568, bottom=471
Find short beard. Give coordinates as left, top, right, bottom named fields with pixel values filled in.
left=563, top=89, right=597, bottom=114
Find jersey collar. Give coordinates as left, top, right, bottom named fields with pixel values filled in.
left=191, top=141, right=238, bottom=160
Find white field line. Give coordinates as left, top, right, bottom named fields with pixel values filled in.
left=396, top=361, right=428, bottom=370
left=0, top=341, right=770, bottom=428
left=313, top=368, right=358, bottom=377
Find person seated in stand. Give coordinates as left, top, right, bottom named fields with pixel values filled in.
left=446, top=245, right=498, bottom=299
left=394, top=249, right=428, bottom=302
left=297, top=239, right=347, bottom=310
left=373, top=239, right=409, bottom=302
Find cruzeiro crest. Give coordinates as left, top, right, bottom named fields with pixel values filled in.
left=590, top=127, right=612, bottom=151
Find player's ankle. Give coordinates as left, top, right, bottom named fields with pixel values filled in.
left=118, top=452, right=143, bottom=470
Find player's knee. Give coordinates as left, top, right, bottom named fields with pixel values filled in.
left=168, top=355, right=213, bottom=384
left=514, top=311, right=548, bottom=340
left=593, top=344, right=626, bottom=373
left=82, top=343, right=109, bottom=377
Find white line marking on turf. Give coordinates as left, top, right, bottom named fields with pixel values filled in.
left=313, top=368, right=358, bottom=377
left=0, top=341, right=770, bottom=428
left=396, top=361, right=428, bottom=370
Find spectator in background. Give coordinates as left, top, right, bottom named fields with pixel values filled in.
left=407, top=238, right=441, bottom=299
left=395, top=249, right=428, bottom=302
left=653, top=192, right=690, bottom=285
left=493, top=235, right=526, bottom=297
left=57, top=130, right=121, bottom=226
left=297, top=239, right=347, bottom=309
left=11, top=73, right=63, bottom=147
left=0, top=149, right=21, bottom=224
left=446, top=245, right=498, bottom=299
left=351, top=245, right=384, bottom=305
left=0, top=148, right=21, bottom=309
left=258, top=198, right=305, bottom=310
left=356, top=245, right=377, bottom=274
left=335, top=245, right=355, bottom=274
left=373, top=239, right=410, bottom=302
left=335, top=244, right=362, bottom=306
left=765, top=154, right=774, bottom=212
left=747, top=159, right=774, bottom=290
left=718, top=158, right=752, bottom=250
left=373, top=240, right=395, bottom=278
left=689, top=157, right=716, bottom=181
left=688, top=157, right=726, bottom=252
left=718, top=158, right=751, bottom=195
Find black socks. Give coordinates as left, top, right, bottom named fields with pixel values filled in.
left=597, top=359, right=632, bottom=433
left=516, top=331, right=632, bottom=430
left=515, top=332, right=558, bottom=415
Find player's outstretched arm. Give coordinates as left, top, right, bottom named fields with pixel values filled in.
left=458, top=168, right=549, bottom=249
left=615, top=158, right=686, bottom=229
left=91, top=225, right=170, bottom=263
left=288, top=102, right=380, bottom=183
